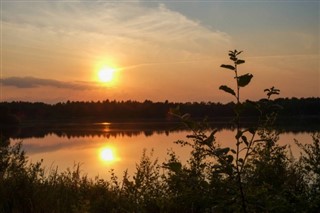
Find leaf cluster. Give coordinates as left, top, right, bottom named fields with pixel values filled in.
left=219, top=50, right=253, bottom=102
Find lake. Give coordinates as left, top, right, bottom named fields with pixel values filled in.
left=8, top=122, right=318, bottom=179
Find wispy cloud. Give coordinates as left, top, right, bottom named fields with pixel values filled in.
left=2, top=1, right=232, bottom=67
left=1, top=77, right=95, bottom=90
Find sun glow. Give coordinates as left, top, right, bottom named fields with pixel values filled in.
left=100, top=147, right=116, bottom=162
left=98, top=67, right=116, bottom=83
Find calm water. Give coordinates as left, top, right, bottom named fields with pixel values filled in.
left=9, top=122, right=317, bottom=179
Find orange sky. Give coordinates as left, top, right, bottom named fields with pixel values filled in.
left=1, top=1, right=319, bottom=103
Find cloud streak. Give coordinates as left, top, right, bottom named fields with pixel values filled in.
left=1, top=77, right=95, bottom=90
left=2, top=1, right=232, bottom=63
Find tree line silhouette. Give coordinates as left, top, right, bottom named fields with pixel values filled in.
left=0, top=97, right=319, bottom=124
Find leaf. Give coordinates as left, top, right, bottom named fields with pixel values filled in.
left=241, top=135, right=249, bottom=146
left=212, top=147, right=230, bottom=156
left=237, top=73, right=253, bottom=87
left=238, top=158, right=244, bottom=164
left=235, top=130, right=243, bottom=140
left=229, top=50, right=235, bottom=55
left=273, top=91, right=280, bottom=95
left=236, top=59, right=245, bottom=65
left=229, top=56, right=237, bottom=61
left=264, top=86, right=280, bottom=99
left=219, top=85, right=236, bottom=96
left=248, top=128, right=256, bottom=135
left=220, top=64, right=235, bottom=70
left=235, top=50, right=243, bottom=55
left=203, top=129, right=218, bottom=146
left=164, top=162, right=182, bottom=173
left=226, top=155, right=234, bottom=163
left=218, top=147, right=230, bottom=155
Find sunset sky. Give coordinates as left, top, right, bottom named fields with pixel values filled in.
left=1, top=0, right=319, bottom=103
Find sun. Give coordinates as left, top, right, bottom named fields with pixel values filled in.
left=98, top=67, right=115, bottom=83
left=100, top=147, right=115, bottom=162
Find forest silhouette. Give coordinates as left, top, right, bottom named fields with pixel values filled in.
left=1, top=97, right=319, bottom=139
left=1, top=97, right=319, bottom=122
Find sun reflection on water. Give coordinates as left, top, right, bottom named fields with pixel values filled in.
left=99, top=146, right=118, bottom=163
